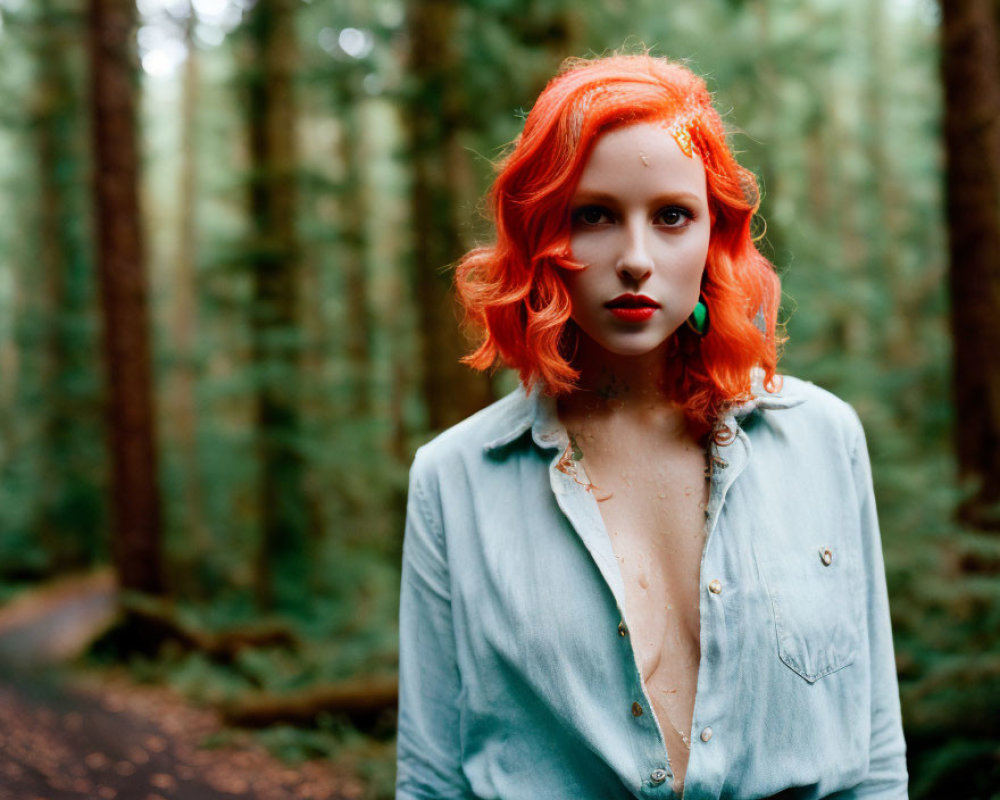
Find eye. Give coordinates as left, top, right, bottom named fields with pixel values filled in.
left=655, top=206, right=694, bottom=228
left=572, top=205, right=613, bottom=226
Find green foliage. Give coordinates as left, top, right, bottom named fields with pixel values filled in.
left=0, top=0, right=105, bottom=577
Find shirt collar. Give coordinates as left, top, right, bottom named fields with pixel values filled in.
left=481, top=371, right=806, bottom=455
left=731, top=371, right=807, bottom=418
left=483, top=382, right=564, bottom=455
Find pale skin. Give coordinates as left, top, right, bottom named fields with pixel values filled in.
left=557, top=123, right=712, bottom=792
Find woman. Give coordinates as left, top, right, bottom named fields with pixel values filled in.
left=396, top=55, right=908, bottom=799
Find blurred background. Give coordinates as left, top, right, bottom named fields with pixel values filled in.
left=0, top=0, right=997, bottom=797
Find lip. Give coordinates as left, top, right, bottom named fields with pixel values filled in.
left=605, top=294, right=660, bottom=322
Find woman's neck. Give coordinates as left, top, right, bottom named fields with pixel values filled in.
left=574, top=333, right=666, bottom=397
left=560, top=341, right=691, bottom=437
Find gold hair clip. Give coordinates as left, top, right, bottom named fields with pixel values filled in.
left=670, top=123, right=694, bottom=158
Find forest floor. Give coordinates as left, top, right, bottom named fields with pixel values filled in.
left=0, top=574, right=369, bottom=800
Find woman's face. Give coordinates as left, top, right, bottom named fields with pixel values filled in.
left=562, top=122, right=711, bottom=361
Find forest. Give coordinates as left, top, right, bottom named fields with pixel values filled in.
left=0, top=0, right=998, bottom=797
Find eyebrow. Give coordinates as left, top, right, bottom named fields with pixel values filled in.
left=570, top=190, right=706, bottom=207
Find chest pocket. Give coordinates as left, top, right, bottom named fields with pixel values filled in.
left=751, top=521, right=863, bottom=683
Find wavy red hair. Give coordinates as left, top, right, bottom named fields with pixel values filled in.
left=455, top=54, right=782, bottom=428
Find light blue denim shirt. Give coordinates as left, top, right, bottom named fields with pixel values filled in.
left=396, top=376, right=908, bottom=799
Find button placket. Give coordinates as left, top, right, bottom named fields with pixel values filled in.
left=690, top=419, right=745, bottom=777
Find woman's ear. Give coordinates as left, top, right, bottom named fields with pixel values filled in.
left=739, top=169, right=761, bottom=210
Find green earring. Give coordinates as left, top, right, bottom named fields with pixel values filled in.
left=687, top=298, right=709, bottom=336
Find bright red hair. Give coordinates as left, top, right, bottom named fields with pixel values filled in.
left=455, top=54, right=782, bottom=429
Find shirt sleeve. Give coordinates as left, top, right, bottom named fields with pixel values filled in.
left=844, top=411, right=909, bottom=798
left=396, top=451, right=474, bottom=799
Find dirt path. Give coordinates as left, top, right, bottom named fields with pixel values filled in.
left=0, top=572, right=118, bottom=668
left=0, top=668, right=367, bottom=800
left=0, top=574, right=370, bottom=800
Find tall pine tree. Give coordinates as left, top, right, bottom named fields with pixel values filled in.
left=87, top=0, right=164, bottom=593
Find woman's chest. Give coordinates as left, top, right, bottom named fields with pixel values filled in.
left=592, top=458, right=708, bottom=680
left=445, top=435, right=868, bottom=687
left=570, top=424, right=709, bottom=635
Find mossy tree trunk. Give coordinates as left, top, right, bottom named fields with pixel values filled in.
left=242, top=0, right=309, bottom=611
left=167, top=4, right=210, bottom=567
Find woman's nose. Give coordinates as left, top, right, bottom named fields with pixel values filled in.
left=615, top=221, right=654, bottom=282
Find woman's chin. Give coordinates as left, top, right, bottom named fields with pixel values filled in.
left=575, top=332, right=678, bottom=364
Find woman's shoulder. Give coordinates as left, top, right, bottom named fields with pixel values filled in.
left=411, top=385, right=537, bottom=476
left=757, top=374, right=854, bottom=412
left=747, top=373, right=866, bottom=454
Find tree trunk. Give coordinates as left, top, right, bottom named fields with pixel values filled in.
left=167, top=6, right=210, bottom=578
left=243, top=0, right=308, bottom=611
left=940, top=0, right=1000, bottom=526
left=222, top=674, right=398, bottom=731
left=338, top=103, right=373, bottom=418
left=863, top=0, right=911, bottom=365
left=358, top=97, right=412, bottom=461
left=87, top=0, right=164, bottom=592
left=405, top=0, right=493, bottom=432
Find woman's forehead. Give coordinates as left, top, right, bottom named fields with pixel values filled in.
left=574, top=123, right=707, bottom=198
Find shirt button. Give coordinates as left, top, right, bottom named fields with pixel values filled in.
left=708, top=579, right=723, bottom=594
left=650, top=768, right=668, bottom=785
left=819, top=547, right=833, bottom=566
left=631, top=702, right=644, bottom=717
left=700, top=726, right=713, bottom=742
left=618, top=621, right=628, bottom=637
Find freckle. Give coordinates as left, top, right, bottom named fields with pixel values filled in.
left=638, top=574, right=649, bottom=589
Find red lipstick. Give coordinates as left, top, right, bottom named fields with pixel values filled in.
left=605, top=294, right=660, bottom=322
